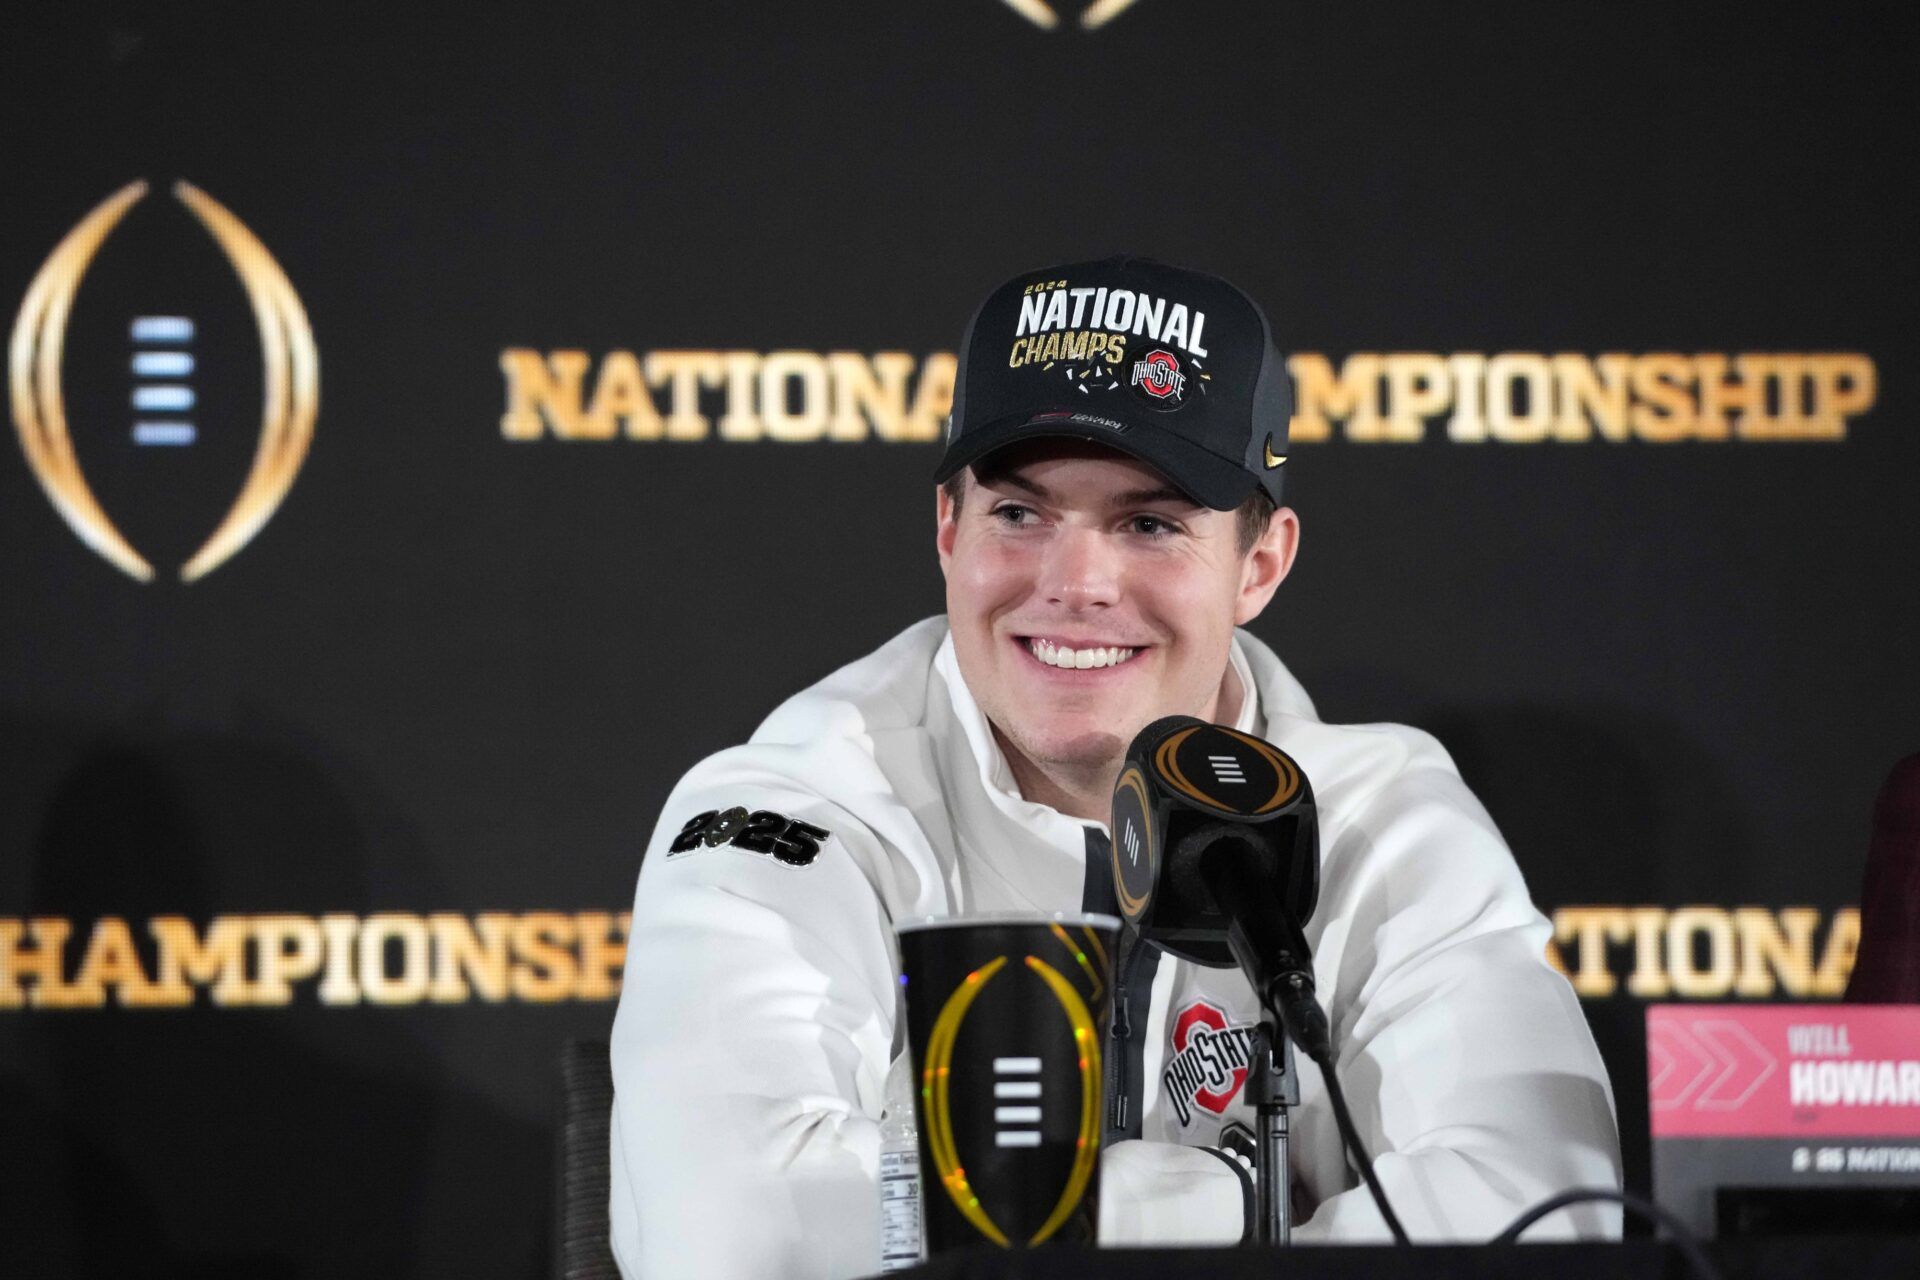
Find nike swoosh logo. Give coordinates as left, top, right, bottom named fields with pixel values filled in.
left=1263, top=436, right=1287, bottom=469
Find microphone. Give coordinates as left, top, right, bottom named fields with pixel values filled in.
left=1110, top=715, right=1412, bottom=1245
left=1107, top=715, right=1330, bottom=1058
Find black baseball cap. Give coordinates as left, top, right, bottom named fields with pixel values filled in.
left=933, top=257, right=1292, bottom=511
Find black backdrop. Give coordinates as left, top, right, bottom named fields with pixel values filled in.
left=3, top=3, right=1915, bottom=1276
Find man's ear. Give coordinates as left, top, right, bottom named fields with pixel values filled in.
left=935, top=480, right=960, bottom=578
left=1234, top=505, right=1300, bottom=625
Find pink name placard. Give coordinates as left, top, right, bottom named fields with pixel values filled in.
left=1647, top=1004, right=1920, bottom=1140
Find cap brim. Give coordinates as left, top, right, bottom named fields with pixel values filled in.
left=931, top=410, right=1259, bottom=511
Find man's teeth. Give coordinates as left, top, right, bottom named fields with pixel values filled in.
left=1027, top=639, right=1138, bottom=670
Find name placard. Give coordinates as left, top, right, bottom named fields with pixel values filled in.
left=1648, top=1004, right=1920, bottom=1235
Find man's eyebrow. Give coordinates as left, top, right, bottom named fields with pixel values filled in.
left=971, top=473, right=1198, bottom=510
left=1112, top=487, right=1201, bottom=509
left=976, top=470, right=1050, bottom=500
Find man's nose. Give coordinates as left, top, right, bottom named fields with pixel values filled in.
left=1039, top=526, right=1121, bottom=610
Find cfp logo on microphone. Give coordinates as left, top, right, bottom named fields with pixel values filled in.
left=1207, top=754, right=1246, bottom=785
left=1000, top=0, right=1141, bottom=31
left=1110, top=764, right=1158, bottom=922
left=10, top=181, right=318, bottom=582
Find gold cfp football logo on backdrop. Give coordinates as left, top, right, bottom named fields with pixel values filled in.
left=9, top=181, right=317, bottom=582
left=1001, top=0, right=1141, bottom=30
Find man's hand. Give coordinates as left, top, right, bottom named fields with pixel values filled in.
left=1095, top=1139, right=1249, bottom=1245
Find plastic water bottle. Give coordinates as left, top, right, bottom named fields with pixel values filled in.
left=878, top=1054, right=924, bottom=1271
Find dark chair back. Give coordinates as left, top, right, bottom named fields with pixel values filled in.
left=555, top=1038, right=619, bottom=1280
left=1845, top=754, right=1920, bottom=1002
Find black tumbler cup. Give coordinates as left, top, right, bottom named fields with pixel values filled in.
left=896, top=912, right=1121, bottom=1256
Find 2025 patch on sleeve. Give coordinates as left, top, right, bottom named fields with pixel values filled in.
left=665, top=806, right=832, bottom=868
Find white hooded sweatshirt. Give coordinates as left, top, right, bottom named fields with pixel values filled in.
left=610, top=618, right=1620, bottom=1278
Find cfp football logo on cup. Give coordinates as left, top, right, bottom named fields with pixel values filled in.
left=1000, top=0, right=1141, bottom=31
left=9, top=180, right=318, bottom=582
left=918, top=924, right=1110, bottom=1246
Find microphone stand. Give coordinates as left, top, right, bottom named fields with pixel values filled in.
left=1195, top=846, right=1317, bottom=1246
left=1247, top=1019, right=1300, bottom=1245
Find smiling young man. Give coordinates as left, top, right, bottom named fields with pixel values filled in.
left=609, top=259, right=1621, bottom=1280
left=935, top=441, right=1295, bottom=823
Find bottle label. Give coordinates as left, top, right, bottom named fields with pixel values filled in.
left=878, top=1148, right=923, bottom=1270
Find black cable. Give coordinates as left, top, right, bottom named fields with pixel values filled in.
left=1266, top=970, right=1411, bottom=1245
left=1312, top=1057, right=1413, bottom=1245
left=1492, top=1187, right=1722, bottom=1280
left=1272, top=984, right=1702, bottom=1266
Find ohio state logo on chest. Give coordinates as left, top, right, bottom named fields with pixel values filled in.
left=1163, top=999, right=1257, bottom=1126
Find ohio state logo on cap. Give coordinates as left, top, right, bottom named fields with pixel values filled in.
left=1162, top=999, right=1256, bottom=1126
left=1129, top=349, right=1188, bottom=406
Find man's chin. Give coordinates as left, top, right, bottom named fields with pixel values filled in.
left=1012, top=726, right=1129, bottom=777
